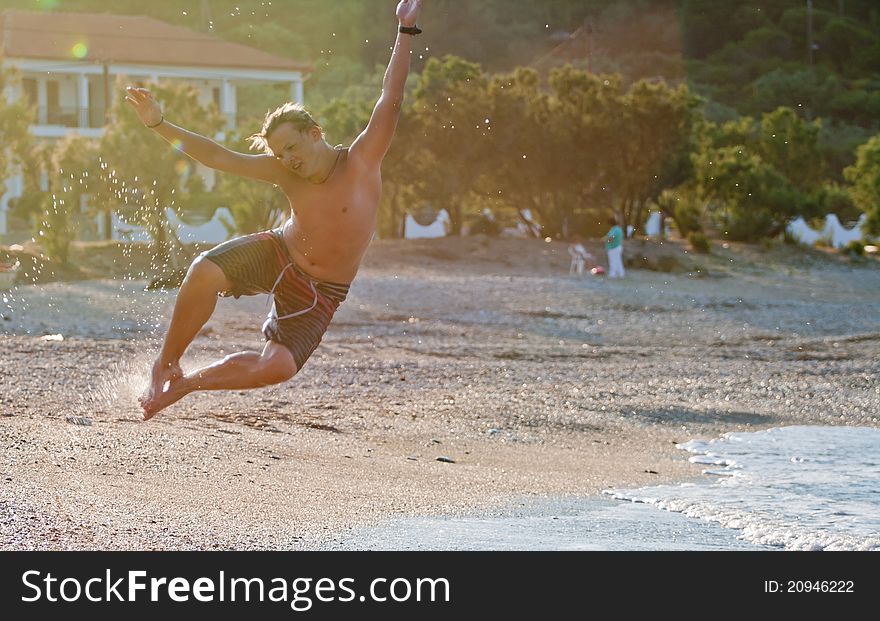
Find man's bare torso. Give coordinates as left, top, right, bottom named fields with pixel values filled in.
left=277, top=149, right=381, bottom=284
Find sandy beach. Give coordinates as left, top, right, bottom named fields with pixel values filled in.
left=1, top=236, right=878, bottom=550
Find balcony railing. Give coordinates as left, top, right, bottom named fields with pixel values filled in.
left=31, top=106, right=245, bottom=131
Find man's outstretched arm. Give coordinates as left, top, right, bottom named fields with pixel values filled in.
left=351, top=0, right=424, bottom=166
left=124, top=86, right=283, bottom=184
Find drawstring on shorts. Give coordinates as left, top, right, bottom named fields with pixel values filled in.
left=267, top=262, right=318, bottom=321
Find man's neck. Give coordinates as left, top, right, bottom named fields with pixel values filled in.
left=307, top=143, right=341, bottom=184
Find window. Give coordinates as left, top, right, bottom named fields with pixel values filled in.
left=21, top=78, right=37, bottom=106
left=88, top=78, right=107, bottom=128
left=46, top=80, right=60, bottom=124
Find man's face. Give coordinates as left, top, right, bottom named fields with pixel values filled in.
left=267, top=123, right=320, bottom=177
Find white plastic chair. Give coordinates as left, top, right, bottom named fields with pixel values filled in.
left=568, top=244, right=590, bottom=275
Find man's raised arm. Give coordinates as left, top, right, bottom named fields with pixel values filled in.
left=351, top=0, right=424, bottom=166
left=124, top=86, right=282, bottom=185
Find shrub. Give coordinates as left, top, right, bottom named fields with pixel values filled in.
left=38, top=194, right=77, bottom=267
left=674, top=200, right=703, bottom=237
left=844, top=240, right=865, bottom=257
left=688, top=231, right=711, bottom=254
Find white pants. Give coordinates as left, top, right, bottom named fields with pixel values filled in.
left=607, top=245, right=625, bottom=278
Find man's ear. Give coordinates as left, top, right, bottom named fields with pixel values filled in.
left=309, top=126, right=323, bottom=142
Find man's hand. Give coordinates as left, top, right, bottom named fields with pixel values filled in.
left=124, top=86, right=163, bottom=128
left=396, top=0, right=423, bottom=27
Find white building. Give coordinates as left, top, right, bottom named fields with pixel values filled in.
left=0, top=9, right=310, bottom=239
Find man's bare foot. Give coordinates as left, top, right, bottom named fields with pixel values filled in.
left=143, top=359, right=183, bottom=403
left=140, top=376, right=190, bottom=421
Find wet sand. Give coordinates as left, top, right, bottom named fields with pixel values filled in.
left=1, top=237, right=878, bottom=549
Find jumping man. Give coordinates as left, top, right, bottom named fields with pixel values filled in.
left=128, top=0, right=425, bottom=420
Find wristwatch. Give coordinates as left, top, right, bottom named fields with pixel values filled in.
left=399, top=25, right=422, bottom=35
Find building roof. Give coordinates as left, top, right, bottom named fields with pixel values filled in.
left=0, top=9, right=310, bottom=72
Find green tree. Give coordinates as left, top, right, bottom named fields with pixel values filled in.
left=411, top=55, right=491, bottom=235
left=693, top=108, right=828, bottom=240
left=818, top=121, right=870, bottom=182
left=0, top=61, right=36, bottom=204
left=100, top=79, right=224, bottom=270
left=477, top=66, right=700, bottom=239
left=546, top=67, right=701, bottom=234
left=318, top=98, right=373, bottom=145
left=681, top=0, right=771, bottom=59
left=844, top=134, right=880, bottom=236
left=757, top=107, right=824, bottom=192
left=816, top=183, right=861, bottom=223
left=483, top=67, right=564, bottom=237
left=38, top=134, right=102, bottom=265
left=750, top=67, right=841, bottom=120
left=695, top=145, right=808, bottom=241
left=606, top=78, right=702, bottom=231
left=548, top=68, right=621, bottom=236
left=819, top=17, right=874, bottom=72
left=684, top=0, right=880, bottom=147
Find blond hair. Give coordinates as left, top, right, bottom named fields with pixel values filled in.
left=248, top=102, right=322, bottom=152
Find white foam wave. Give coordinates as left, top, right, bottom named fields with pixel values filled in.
left=607, top=426, right=880, bottom=551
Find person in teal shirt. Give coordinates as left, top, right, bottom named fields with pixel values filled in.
left=605, top=214, right=625, bottom=278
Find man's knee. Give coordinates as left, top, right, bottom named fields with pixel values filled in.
left=186, top=256, right=230, bottom=293
left=259, top=347, right=297, bottom=384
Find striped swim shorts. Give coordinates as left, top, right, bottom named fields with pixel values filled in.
left=201, top=228, right=349, bottom=371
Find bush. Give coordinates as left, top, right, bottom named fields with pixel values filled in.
left=674, top=200, right=703, bottom=237
left=844, top=240, right=865, bottom=257
left=688, top=231, right=711, bottom=254
left=38, top=194, right=77, bottom=267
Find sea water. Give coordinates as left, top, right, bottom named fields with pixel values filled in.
left=606, top=426, right=880, bottom=551
left=332, top=426, right=878, bottom=550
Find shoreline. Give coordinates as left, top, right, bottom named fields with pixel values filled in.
left=323, top=493, right=774, bottom=551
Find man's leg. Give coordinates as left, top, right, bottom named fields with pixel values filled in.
left=142, top=257, right=231, bottom=406
left=141, top=341, right=297, bottom=420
